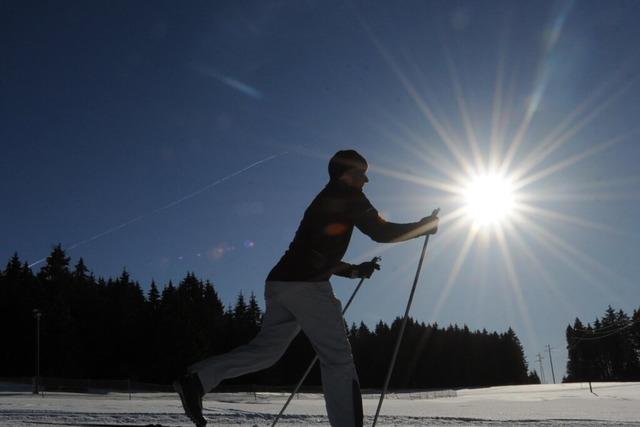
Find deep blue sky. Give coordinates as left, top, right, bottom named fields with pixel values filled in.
left=3, top=0, right=640, bottom=381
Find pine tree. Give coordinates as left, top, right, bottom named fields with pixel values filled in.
left=229, top=292, right=254, bottom=349
left=499, top=328, right=529, bottom=384
left=152, top=280, right=180, bottom=382
left=118, top=268, right=131, bottom=287
left=247, top=292, right=262, bottom=329
left=566, top=318, right=587, bottom=381
left=632, top=308, right=640, bottom=367
left=38, top=244, right=71, bottom=281
left=234, top=291, right=247, bottom=319
left=202, top=280, right=225, bottom=355
left=527, top=370, right=541, bottom=384
left=565, top=307, right=640, bottom=382
left=0, top=253, right=38, bottom=376
left=4, top=252, right=23, bottom=280
left=72, top=258, right=90, bottom=280
left=162, top=280, right=176, bottom=304
left=148, top=280, right=160, bottom=311
left=203, top=281, right=224, bottom=319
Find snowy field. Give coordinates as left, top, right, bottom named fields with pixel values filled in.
left=1, top=382, right=639, bottom=426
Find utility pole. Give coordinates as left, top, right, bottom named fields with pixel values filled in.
left=32, top=309, right=42, bottom=395
left=536, top=353, right=546, bottom=384
left=546, top=344, right=556, bottom=384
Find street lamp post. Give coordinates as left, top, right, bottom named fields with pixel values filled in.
left=32, top=309, right=41, bottom=395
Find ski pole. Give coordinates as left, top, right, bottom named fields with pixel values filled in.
left=270, top=256, right=381, bottom=427
left=371, top=208, right=439, bottom=427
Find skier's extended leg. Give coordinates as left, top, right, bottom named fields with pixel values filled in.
left=189, top=284, right=300, bottom=392
left=174, top=282, right=299, bottom=426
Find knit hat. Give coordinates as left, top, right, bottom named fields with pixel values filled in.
left=328, top=150, right=368, bottom=181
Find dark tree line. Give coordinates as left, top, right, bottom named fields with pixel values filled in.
left=1, top=246, right=537, bottom=388
left=565, top=306, right=640, bottom=382
left=349, top=320, right=538, bottom=388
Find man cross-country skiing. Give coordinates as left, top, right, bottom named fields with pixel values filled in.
left=174, top=150, right=439, bottom=427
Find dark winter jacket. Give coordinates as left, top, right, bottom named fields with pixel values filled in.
left=267, top=180, right=425, bottom=282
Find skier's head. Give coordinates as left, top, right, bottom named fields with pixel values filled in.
left=328, top=150, right=369, bottom=189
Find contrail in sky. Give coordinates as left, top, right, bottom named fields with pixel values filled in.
left=29, top=152, right=286, bottom=268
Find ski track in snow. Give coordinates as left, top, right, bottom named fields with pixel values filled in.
left=2, top=383, right=640, bottom=426
left=2, top=414, right=639, bottom=426
left=1, top=412, right=638, bottom=427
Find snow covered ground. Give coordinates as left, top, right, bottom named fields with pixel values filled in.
left=1, top=382, right=639, bottom=426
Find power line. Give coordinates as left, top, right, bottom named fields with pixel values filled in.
left=563, top=319, right=638, bottom=354
left=568, top=322, right=635, bottom=342
left=570, top=319, right=637, bottom=334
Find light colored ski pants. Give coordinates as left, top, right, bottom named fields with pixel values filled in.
left=189, top=280, right=363, bottom=427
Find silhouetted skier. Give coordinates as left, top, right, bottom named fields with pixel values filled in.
left=173, top=150, right=439, bottom=427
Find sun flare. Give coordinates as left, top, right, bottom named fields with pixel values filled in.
left=463, top=173, right=515, bottom=226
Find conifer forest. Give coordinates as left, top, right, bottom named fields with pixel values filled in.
left=3, top=245, right=637, bottom=389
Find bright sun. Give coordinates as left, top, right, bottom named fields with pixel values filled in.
left=463, top=173, right=515, bottom=226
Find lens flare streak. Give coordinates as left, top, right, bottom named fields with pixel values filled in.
left=503, top=219, right=578, bottom=316
left=495, top=224, right=538, bottom=351
left=430, top=226, right=479, bottom=322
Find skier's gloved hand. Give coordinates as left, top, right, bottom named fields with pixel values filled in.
left=350, top=259, right=381, bottom=279
left=419, top=213, right=439, bottom=235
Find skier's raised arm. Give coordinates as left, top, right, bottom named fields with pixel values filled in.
left=353, top=196, right=439, bottom=243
